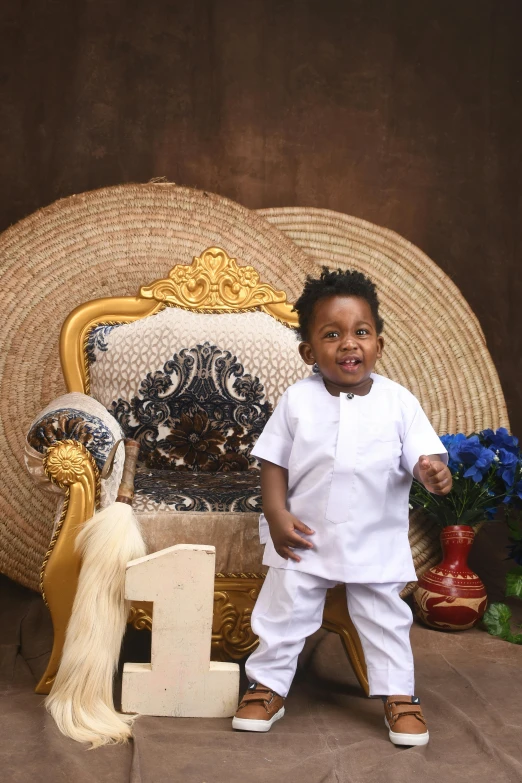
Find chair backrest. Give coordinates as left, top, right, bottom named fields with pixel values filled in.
left=64, top=247, right=310, bottom=471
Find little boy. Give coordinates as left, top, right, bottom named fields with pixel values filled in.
left=232, top=268, right=452, bottom=746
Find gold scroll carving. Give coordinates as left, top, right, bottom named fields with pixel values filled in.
left=140, top=247, right=292, bottom=315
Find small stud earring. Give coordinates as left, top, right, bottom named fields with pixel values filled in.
left=312, top=363, right=320, bottom=374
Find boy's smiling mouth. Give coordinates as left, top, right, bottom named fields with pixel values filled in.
left=338, top=356, right=362, bottom=372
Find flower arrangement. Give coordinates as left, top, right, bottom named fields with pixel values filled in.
left=409, top=427, right=522, bottom=528
left=410, top=427, right=522, bottom=644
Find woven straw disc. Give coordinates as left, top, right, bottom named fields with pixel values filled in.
left=0, top=185, right=507, bottom=591
left=0, top=184, right=313, bottom=590
left=259, top=207, right=509, bottom=435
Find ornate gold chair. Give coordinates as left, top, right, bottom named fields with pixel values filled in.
left=25, top=246, right=368, bottom=695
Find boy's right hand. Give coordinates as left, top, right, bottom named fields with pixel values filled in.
left=266, top=510, right=315, bottom=562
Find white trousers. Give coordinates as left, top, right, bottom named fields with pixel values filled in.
left=245, top=568, right=414, bottom=698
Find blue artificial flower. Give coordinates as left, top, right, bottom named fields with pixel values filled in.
left=498, top=448, right=519, bottom=488
left=481, top=427, right=519, bottom=455
left=440, top=434, right=460, bottom=472
left=456, top=435, right=484, bottom=463
left=463, top=448, right=496, bottom=482
left=447, top=433, right=468, bottom=465
left=481, top=428, right=497, bottom=447
left=451, top=436, right=495, bottom=482
left=485, top=506, right=497, bottom=520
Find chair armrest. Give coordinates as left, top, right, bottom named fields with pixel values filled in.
left=25, top=392, right=125, bottom=506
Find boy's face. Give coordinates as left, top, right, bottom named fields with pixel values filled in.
left=298, top=295, right=384, bottom=396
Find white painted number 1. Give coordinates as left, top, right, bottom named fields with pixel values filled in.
left=121, top=544, right=239, bottom=717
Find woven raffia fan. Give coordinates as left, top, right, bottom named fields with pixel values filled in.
left=0, top=183, right=508, bottom=593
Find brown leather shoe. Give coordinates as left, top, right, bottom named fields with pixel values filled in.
left=232, top=682, right=285, bottom=732
left=383, top=696, right=429, bottom=746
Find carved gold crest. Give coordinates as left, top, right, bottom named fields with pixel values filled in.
left=140, top=247, right=289, bottom=312
left=44, top=440, right=95, bottom=487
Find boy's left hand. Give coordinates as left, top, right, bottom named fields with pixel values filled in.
left=416, top=455, right=452, bottom=495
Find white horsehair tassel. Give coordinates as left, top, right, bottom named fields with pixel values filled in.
left=45, top=439, right=147, bottom=748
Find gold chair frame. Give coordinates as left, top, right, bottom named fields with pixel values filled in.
left=37, top=247, right=368, bottom=695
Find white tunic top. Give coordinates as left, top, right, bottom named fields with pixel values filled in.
left=251, top=373, right=447, bottom=583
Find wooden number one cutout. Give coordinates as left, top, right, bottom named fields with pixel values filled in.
left=121, top=544, right=239, bottom=717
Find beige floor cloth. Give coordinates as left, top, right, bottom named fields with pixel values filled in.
left=2, top=521, right=522, bottom=783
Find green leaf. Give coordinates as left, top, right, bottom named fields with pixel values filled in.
left=506, top=566, right=522, bottom=599
left=451, top=479, right=465, bottom=497
left=507, top=516, right=522, bottom=540
left=483, top=603, right=522, bottom=644
left=483, top=602, right=513, bottom=638
left=459, top=508, right=487, bottom=526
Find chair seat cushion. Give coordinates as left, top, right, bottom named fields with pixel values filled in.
left=132, top=467, right=265, bottom=573
left=134, top=510, right=265, bottom=574
left=133, top=467, right=261, bottom=513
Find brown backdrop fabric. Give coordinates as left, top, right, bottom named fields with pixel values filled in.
left=1, top=0, right=521, bottom=434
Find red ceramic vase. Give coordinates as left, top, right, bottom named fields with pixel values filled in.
left=413, top=525, right=487, bottom=630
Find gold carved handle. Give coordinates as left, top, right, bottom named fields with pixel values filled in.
left=116, top=439, right=140, bottom=505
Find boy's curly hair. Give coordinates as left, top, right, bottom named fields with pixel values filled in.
left=293, top=267, right=384, bottom=341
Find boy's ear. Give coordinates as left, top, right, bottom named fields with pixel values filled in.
left=299, top=342, right=315, bottom=366
left=376, top=335, right=384, bottom=359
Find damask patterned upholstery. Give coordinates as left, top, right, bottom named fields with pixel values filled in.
left=133, top=467, right=261, bottom=513
left=87, top=308, right=310, bottom=512
left=110, top=342, right=271, bottom=473
left=24, top=392, right=126, bottom=514
left=27, top=408, right=115, bottom=471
